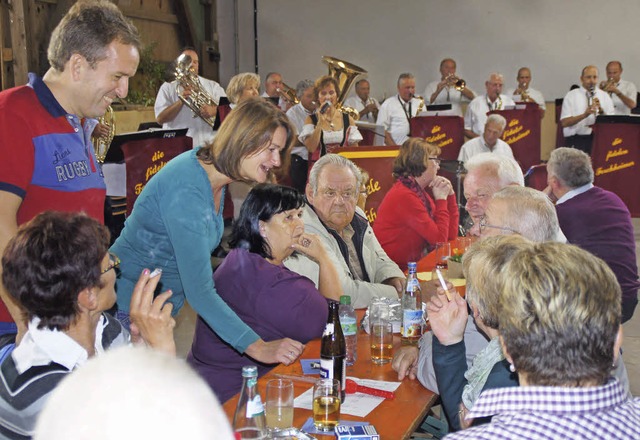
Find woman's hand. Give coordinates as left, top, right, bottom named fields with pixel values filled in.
left=129, top=268, right=176, bottom=355
left=245, top=338, right=305, bottom=365
left=430, top=176, right=454, bottom=199
left=290, top=233, right=326, bottom=262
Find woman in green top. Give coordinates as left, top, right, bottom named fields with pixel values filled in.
left=111, top=98, right=304, bottom=365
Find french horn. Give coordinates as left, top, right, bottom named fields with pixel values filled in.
left=174, top=53, right=217, bottom=127
left=92, top=105, right=115, bottom=164
left=322, top=56, right=367, bottom=120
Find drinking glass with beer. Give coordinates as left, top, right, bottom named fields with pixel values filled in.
left=370, top=320, right=393, bottom=365
left=265, top=379, right=294, bottom=431
left=313, top=378, right=341, bottom=431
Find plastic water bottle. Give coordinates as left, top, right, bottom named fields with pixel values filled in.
left=401, top=262, right=423, bottom=346
left=233, top=366, right=267, bottom=439
left=339, top=295, right=357, bottom=366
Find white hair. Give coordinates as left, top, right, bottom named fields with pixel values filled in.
left=464, top=152, right=524, bottom=187
left=486, top=113, right=507, bottom=131
left=34, top=346, right=234, bottom=440
left=308, top=153, right=362, bottom=195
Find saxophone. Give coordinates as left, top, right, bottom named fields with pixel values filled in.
left=174, top=54, right=218, bottom=127
left=92, top=106, right=115, bottom=164
left=414, top=94, right=426, bottom=115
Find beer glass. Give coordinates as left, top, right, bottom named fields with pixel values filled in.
left=313, top=378, right=341, bottom=431
left=434, top=242, right=451, bottom=269
left=265, top=379, right=294, bottom=430
left=370, top=320, right=393, bottom=365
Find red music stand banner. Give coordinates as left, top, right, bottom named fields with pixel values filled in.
left=409, top=116, right=464, bottom=161
left=122, top=136, right=193, bottom=215
left=591, top=116, right=640, bottom=216
left=491, top=105, right=541, bottom=172
left=335, top=146, right=399, bottom=225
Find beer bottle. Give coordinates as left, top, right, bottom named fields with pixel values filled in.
left=320, top=301, right=346, bottom=402
left=233, top=365, right=267, bottom=439
left=401, top=262, right=423, bottom=346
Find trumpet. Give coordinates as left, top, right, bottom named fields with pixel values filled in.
left=92, top=106, right=115, bottom=164
left=174, top=53, right=218, bottom=127
left=600, top=78, right=617, bottom=92
left=276, top=82, right=299, bottom=106
left=446, top=74, right=466, bottom=91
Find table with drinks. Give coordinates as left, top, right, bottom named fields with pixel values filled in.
left=223, top=308, right=438, bottom=439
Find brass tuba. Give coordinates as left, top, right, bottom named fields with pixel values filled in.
left=322, top=56, right=367, bottom=120
left=174, top=53, right=218, bottom=127
left=92, top=105, right=115, bottom=164
left=276, top=82, right=299, bottom=106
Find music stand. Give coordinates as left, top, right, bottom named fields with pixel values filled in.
left=439, top=159, right=466, bottom=209
left=104, top=128, right=189, bottom=164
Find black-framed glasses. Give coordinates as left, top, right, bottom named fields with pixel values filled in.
left=478, top=217, right=519, bottom=235
left=428, top=157, right=442, bottom=165
left=101, top=252, right=120, bottom=275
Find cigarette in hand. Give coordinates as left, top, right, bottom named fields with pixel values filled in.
left=435, top=268, right=452, bottom=301
left=150, top=268, right=162, bottom=278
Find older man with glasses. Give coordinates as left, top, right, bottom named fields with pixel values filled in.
left=284, top=154, right=405, bottom=308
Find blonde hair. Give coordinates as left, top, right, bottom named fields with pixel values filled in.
left=498, top=242, right=621, bottom=386
left=226, top=72, right=260, bottom=104
left=462, top=235, right=533, bottom=329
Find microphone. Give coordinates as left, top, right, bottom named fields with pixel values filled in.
left=320, top=102, right=331, bottom=114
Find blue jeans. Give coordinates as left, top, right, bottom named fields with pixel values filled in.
left=115, top=310, right=131, bottom=332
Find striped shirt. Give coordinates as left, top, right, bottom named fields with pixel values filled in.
left=444, top=379, right=640, bottom=439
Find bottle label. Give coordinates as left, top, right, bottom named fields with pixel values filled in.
left=340, top=317, right=357, bottom=336
left=319, top=358, right=334, bottom=379
left=245, top=395, right=265, bottom=418
left=402, top=309, right=423, bottom=338
left=322, top=323, right=334, bottom=337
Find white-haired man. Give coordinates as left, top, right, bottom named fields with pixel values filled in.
left=377, top=73, right=424, bottom=146
left=284, top=154, right=405, bottom=308
left=464, top=73, right=515, bottom=139
left=458, top=114, right=514, bottom=163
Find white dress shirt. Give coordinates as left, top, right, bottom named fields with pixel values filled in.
left=464, top=94, right=516, bottom=136
left=506, top=86, right=546, bottom=111
left=377, top=94, right=425, bottom=145
left=424, top=80, right=475, bottom=117
left=154, top=77, right=226, bottom=149
left=607, top=79, right=637, bottom=115
left=344, top=96, right=380, bottom=123
left=261, top=91, right=288, bottom=112
left=285, top=103, right=313, bottom=160
left=458, top=136, right=514, bottom=163
left=561, top=86, right=615, bottom=137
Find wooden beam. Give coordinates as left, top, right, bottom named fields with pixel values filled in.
left=8, top=0, right=28, bottom=85
left=172, top=0, right=196, bottom=48
left=118, top=6, right=179, bottom=25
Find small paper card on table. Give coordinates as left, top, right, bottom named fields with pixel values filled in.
left=300, top=417, right=368, bottom=435
left=300, top=359, right=322, bottom=375
left=293, top=377, right=401, bottom=418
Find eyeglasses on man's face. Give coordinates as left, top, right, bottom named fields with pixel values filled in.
left=320, top=188, right=357, bottom=202
left=478, top=217, right=519, bottom=235
left=101, top=252, right=120, bottom=275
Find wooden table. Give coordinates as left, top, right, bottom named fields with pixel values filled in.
left=223, top=317, right=438, bottom=439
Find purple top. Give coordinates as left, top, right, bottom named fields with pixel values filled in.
left=555, top=186, right=640, bottom=316
left=187, top=248, right=329, bottom=402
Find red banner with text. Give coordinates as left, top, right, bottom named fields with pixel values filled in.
left=592, top=116, right=640, bottom=216
left=409, top=116, right=464, bottom=160
left=491, top=104, right=541, bottom=172
left=122, top=136, right=193, bottom=215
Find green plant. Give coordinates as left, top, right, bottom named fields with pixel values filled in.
left=125, top=42, right=166, bottom=107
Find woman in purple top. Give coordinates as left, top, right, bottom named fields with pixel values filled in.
left=188, top=184, right=343, bottom=402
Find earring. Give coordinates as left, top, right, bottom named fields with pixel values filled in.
left=509, top=363, right=516, bottom=373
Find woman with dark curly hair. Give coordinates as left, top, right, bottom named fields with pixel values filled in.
left=188, top=184, right=341, bottom=402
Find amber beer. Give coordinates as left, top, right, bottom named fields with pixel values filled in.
left=312, top=394, right=341, bottom=431
left=370, top=321, right=393, bottom=364
left=320, top=301, right=346, bottom=402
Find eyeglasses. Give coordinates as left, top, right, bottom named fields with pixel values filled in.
left=478, top=217, right=519, bottom=235
left=320, top=189, right=357, bottom=201
left=101, top=252, right=120, bottom=275
left=464, top=192, right=490, bottom=203
left=428, top=157, right=441, bottom=165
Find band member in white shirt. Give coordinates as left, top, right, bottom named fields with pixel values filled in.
left=344, top=79, right=380, bottom=124
left=464, top=73, right=515, bottom=139
left=424, top=58, right=475, bottom=117
left=377, top=73, right=424, bottom=146
left=601, top=61, right=637, bottom=115
left=507, top=67, right=546, bottom=117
